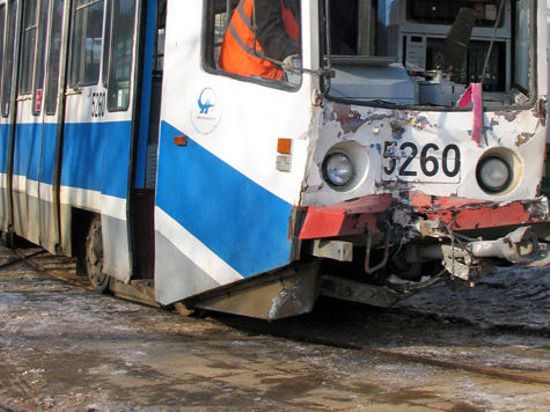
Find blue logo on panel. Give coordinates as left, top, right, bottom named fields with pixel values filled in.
left=198, top=88, right=215, bottom=114
left=192, top=87, right=222, bottom=135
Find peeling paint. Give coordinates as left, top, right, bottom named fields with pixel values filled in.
left=516, top=132, right=535, bottom=146
left=332, top=104, right=368, bottom=134
left=533, top=99, right=547, bottom=126
left=411, top=116, right=431, bottom=130
left=370, top=143, right=382, bottom=155
left=304, top=98, right=544, bottom=209
left=495, top=111, right=520, bottom=122
left=390, top=120, right=406, bottom=140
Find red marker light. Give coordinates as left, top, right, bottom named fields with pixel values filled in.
left=277, top=138, right=292, bottom=155
left=174, top=136, right=188, bottom=147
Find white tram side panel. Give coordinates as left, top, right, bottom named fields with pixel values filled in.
left=153, top=0, right=315, bottom=305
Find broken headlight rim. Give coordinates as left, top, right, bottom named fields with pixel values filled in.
left=322, top=151, right=355, bottom=189
left=476, top=155, right=513, bottom=194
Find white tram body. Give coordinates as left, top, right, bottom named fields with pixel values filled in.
left=0, top=0, right=548, bottom=319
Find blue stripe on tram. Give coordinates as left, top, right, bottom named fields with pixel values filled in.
left=156, top=121, right=294, bottom=278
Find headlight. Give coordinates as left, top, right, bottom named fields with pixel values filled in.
left=322, top=152, right=355, bottom=188
left=477, top=156, right=512, bottom=193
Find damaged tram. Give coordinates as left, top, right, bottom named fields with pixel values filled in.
left=0, top=0, right=549, bottom=319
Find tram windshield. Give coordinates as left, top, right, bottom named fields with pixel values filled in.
left=322, top=0, right=533, bottom=109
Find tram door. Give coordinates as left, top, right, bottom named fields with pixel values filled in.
left=0, top=0, right=14, bottom=234
left=61, top=0, right=139, bottom=281
left=12, top=0, right=54, bottom=248
left=11, top=0, right=67, bottom=253
left=130, top=0, right=165, bottom=280
left=38, top=0, right=69, bottom=253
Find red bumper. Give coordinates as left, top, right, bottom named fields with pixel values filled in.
left=298, top=192, right=550, bottom=240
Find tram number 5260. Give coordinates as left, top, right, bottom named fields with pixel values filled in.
left=91, top=92, right=106, bottom=118
left=382, top=141, right=462, bottom=182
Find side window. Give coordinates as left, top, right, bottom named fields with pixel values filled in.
left=44, top=0, right=65, bottom=115
left=69, top=0, right=104, bottom=87
left=204, top=0, right=236, bottom=69
left=154, top=0, right=166, bottom=74
left=32, top=0, right=51, bottom=114
left=0, top=5, right=5, bottom=92
left=1, top=0, right=17, bottom=116
left=101, top=0, right=111, bottom=87
left=204, top=0, right=302, bottom=87
left=106, top=0, right=136, bottom=111
left=19, top=0, right=38, bottom=95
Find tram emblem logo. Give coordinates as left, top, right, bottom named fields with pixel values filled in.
left=197, top=88, right=216, bottom=115
left=191, top=87, right=222, bottom=135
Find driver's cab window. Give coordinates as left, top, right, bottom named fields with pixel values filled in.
left=204, top=0, right=302, bottom=87
left=325, top=0, right=532, bottom=108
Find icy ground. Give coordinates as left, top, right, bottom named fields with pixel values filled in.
left=400, top=266, right=550, bottom=332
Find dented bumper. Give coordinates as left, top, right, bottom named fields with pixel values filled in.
left=299, top=193, right=550, bottom=282
left=299, top=192, right=550, bottom=240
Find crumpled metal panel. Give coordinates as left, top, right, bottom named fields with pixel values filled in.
left=187, top=262, right=321, bottom=320
left=302, top=101, right=545, bottom=208
left=298, top=191, right=550, bottom=241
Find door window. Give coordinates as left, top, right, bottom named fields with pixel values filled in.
left=32, top=0, right=51, bottom=114
left=0, top=5, right=5, bottom=89
left=203, top=0, right=302, bottom=88
left=69, top=0, right=104, bottom=87
left=44, top=0, right=65, bottom=115
left=1, top=0, right=17, bottom=116
left=19, top=0, right=38, bottom=95
left=105, top=0, right=136, bottom=111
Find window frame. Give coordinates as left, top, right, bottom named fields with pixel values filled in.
left=101, top=0, right=111, bottom=88
left=1, top=0, right=17, bottom=117
left=44, top=0, right=66, bottom=116
left=105, top=0, right=137, bottom=112
left=319, top=0, right=538, bottom=112
left=31, top=0, right=51, bottom=115
left=201, top=0, right=303, bottom=92
left=18, top=0, right=39, bottom=96
left=0, top=4, right=6, bottom=106
left=68, top=0, right=105, bottom=88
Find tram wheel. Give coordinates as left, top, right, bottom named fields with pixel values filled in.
left=85, top=216, right=110, bottom=293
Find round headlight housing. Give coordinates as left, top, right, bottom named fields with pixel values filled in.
left=322, top=152, right=355, bottom=188
left=476, top=156, right=512, bottom=194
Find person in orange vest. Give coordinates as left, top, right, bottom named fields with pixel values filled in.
left=219, top=0, right=301, bottom=81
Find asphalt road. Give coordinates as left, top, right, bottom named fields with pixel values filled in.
left=1, top=246, right=549, bottom=411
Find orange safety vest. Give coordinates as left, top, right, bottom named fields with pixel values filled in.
left=219, top=0, right=300, bottom=81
